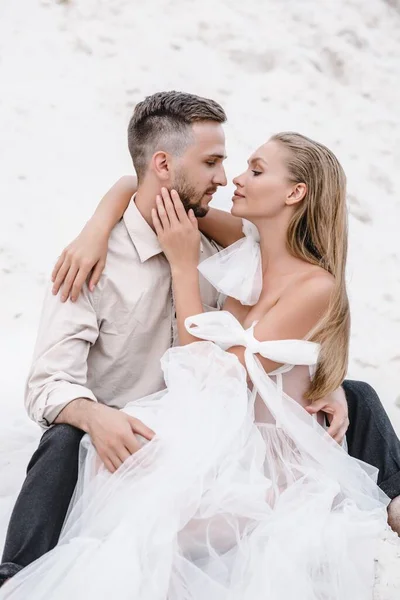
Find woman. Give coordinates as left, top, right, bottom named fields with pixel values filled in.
left=1, top=133, right=389, bottom=599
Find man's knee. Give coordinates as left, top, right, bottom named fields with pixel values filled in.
left=27, top=423, right=84, bottom=472
left=42, top=423, right=84, bottom=449
left=342, top=379, right=383, bottom=415
left=343, top=379, right=377, bottom=399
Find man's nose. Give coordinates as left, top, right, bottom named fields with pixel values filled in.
left=214, top=166, right=228, bottom=187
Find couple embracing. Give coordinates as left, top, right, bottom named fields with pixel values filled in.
left=1, top=91, right=399, bottom=599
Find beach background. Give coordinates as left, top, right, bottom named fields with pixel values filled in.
left=0, top=0, right=399, bottom=596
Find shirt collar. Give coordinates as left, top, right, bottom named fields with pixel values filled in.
left=123, top=196, right=163, bottom=263
left=123, top=194, right=205, bottom=262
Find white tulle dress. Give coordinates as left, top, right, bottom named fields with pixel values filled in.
left=0, top=223, right=390, bottom=600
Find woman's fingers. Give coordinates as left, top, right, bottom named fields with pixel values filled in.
left=170, top=189, right=188, bottom=223
left=188, top=208, right=199, bottom=229
left=156, top=195, right=170, bottom=230
left=51, top=251, right=66, bottom=283
left=89, top=260, right=105, bottom=292
left=71, top=268, right=91, bottom=302
left=52, top=258, right=72, bottom=298
left=161, top=187, right=179, bottom=225
left=152, top=208, right=163, bottom=236
left=60, top=264, right=80, bottom=302
left=53, top=258, right=104, bottom=301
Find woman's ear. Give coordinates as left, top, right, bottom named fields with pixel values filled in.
left=152, top=151, right=171, bottom=181
left=286, top=182, right=307, bottom=206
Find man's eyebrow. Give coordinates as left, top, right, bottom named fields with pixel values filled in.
left=206, top=154, right=227, bottom=160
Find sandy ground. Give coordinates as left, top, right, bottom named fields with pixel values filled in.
left=0, top=0, right=399, bottom=596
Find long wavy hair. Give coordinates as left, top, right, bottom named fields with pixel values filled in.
left=270, top=132, right=350, bottom=401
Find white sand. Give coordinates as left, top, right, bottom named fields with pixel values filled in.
left=0, top=0, right=399, bottom=596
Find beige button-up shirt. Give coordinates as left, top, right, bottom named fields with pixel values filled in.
left=26, top=199, right=222, bottom=428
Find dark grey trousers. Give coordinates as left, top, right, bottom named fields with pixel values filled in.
left=1, top=380, right=399, bottom=586
left=0, top=424, right=84, bottom=585
left=342, top=380, right=400, bottom=498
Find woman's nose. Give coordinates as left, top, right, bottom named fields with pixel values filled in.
left=233, top=173, right=245, bottom=188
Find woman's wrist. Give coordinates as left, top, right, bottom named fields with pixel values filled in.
left=171, top=263, right=198, bottom=279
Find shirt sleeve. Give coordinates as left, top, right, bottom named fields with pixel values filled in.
left=25, top=284, right=100, bottom=428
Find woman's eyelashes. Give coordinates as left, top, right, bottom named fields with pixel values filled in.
left=251, top=170, right=262, bottom=176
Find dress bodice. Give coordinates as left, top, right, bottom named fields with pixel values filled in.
left=190, top=218, right=325, bottom=432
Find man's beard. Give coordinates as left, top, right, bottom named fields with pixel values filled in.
left=173, top=174, right=210, bottom=218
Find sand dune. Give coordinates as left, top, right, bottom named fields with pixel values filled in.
left=0, top=0, right=399, bottom=596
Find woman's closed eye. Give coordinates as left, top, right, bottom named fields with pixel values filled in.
left=252, top=170, right=262, bottom=176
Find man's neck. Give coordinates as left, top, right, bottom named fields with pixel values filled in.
left=134, top=185, right=160, bottom=229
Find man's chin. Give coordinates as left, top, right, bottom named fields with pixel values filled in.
left=191, top=205, right=209, bottom=218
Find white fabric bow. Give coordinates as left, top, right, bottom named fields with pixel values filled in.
left=198, top=219, right=262, bottom=305
left=185, top=311, right=320, bottom=366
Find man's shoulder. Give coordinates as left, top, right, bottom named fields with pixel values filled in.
left=107, top=219, right=140, bottom=261
left=108, top=217, right=130, bottom=243
left=97, top=220, right=141, bottom=289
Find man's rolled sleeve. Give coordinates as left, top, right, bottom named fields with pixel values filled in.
left=25, top=284, right=100, bottom=428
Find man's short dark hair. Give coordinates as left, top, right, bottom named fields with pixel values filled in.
left=127, top=91, right=227, bottom=181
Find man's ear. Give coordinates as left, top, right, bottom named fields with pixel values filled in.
left=286, top=182, right=307, bottom=206
left=152, top=151, right=171, bottom=181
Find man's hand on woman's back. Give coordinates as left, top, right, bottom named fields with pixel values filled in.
left=305, top=387, right=349, bottom=444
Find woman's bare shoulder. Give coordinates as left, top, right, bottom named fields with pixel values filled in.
left=300, top=265, right=334, bottom=288
left=284, top=265, right=335, bottom=308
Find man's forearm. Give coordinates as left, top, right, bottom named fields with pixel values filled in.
left=54, top=398, right=98, bottom=432
left=24, top=282, right=100, bottom=428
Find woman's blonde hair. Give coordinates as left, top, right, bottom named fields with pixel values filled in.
left=270, top=132, right=350, bottom=401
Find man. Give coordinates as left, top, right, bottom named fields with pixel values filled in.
left=0, top=91, right=399, bottom=588
left=0, top=91, right=228, bottom=586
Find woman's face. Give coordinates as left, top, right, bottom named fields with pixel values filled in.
left=231, top=140, right=298, bottom=220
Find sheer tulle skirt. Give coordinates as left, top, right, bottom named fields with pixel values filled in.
left=0, top=342, right=389, bottom=600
